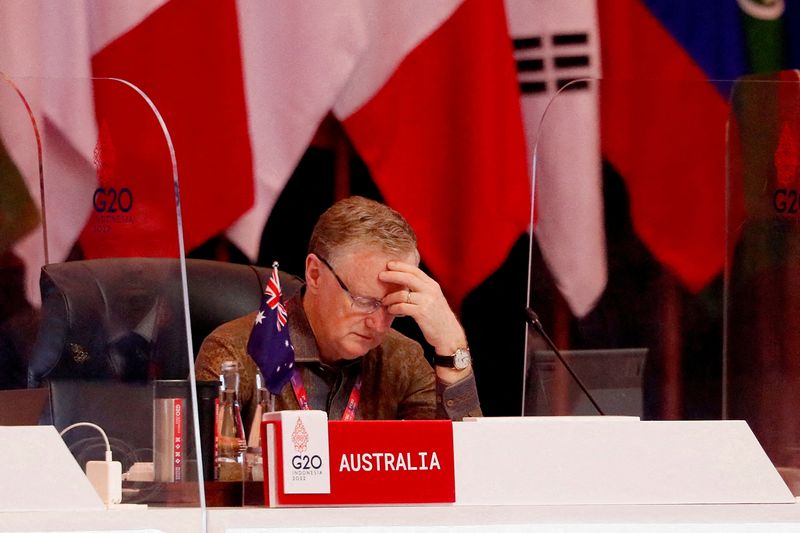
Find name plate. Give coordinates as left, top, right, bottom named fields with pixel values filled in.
left=263, top=410, right=331, bottom=496
left=261, top=412, right=455, bottom=506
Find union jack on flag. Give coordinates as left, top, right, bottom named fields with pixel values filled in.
left=265, top=267, right=288, bottom=330
left=247, top=261, right=295, bottom=394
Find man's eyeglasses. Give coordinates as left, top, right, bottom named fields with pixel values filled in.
left=316, top=254, right=386, bottom=314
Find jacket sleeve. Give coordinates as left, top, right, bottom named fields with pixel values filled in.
left=436, top=371, right=482, bottom=420
left=390, top=334, right=482, bottom=421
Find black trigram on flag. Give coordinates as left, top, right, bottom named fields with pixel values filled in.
left=513, top=31, right=593, bottom=96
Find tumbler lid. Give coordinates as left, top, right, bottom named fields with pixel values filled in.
left=153, top=379, right=189, bottom=398
left=194, top=380, right=219, bottom=401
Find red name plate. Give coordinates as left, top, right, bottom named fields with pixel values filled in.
left=261, top=420, right=455, bottom=506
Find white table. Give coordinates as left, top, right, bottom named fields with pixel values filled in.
left=3, top=502, right=800, bottom=533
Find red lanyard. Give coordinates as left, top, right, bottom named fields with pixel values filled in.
left=289, top=368, right=363, bottom=421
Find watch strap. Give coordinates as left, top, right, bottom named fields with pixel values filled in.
left=433, top=354, right=457, bottom=368
left=433, top=347, right=471, bottom=369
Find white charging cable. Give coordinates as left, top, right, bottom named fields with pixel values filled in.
left=60, top=422, right=113, bottom=462
left=60, top=422, right=122, bottom=505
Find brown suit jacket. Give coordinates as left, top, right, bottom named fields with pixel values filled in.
left=195, top=294, right=481, bottom=428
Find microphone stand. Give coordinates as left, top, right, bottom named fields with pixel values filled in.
left=525, top=307, right=605, bottom=416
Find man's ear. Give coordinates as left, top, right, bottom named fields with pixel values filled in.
left=305, top=254, right=321, bottom=292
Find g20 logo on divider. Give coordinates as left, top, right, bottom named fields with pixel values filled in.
left=773, top=189, right=800, bottom=215
left=93, top=187, right=133, bottom=213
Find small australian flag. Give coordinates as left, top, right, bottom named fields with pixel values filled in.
left=247, top=262, right=295, bottom=394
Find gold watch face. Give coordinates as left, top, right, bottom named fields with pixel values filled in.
left=453, top=348, right=471, bottom=370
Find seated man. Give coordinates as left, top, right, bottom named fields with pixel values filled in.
left=195, top=196, right=481, bottom=424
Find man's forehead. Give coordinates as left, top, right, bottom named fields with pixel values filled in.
left=332, top=244, right=416, bottom=267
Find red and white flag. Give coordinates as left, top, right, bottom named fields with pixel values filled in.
left=1, top=0, right=253, bottom=300
left=1, top=0, right=531, bottom=312
left=0, top=0, right=104, bottom=301
left=599, top=0, right=733, bottom=293
left=235, top=0, right=531, bottom=308
left=337, top=0, right=531, bottom=308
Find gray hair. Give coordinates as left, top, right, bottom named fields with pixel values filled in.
left=308, top=196, right=419, bottom=264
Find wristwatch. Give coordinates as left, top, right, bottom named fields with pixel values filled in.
left=433, top=347, right=471, bottom=370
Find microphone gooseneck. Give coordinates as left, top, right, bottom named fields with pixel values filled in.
left=525, top=307, right=605, bottom=416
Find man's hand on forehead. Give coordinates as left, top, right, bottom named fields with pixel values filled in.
left=378, top=261, right=466, bottom=356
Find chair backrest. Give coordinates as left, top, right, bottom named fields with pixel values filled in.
left=183, top=259, right=301, bottom=357
left=28, top=258, right=302, bottom=387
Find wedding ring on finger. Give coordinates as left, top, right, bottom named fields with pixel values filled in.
left=406, top=289, right=412, bottom=304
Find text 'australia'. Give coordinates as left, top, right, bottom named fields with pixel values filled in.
left=339, top=451, right=441, bottom=472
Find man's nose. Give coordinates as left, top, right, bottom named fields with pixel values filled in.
left=365, top=306, right=394, bottom=332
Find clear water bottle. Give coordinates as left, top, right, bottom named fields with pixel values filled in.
left=246, top=371, right=269, bottom=481
left=215, top=361, right=246, bottom=481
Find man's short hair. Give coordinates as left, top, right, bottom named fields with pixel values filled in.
left=309, top=196, right=419, bottom=264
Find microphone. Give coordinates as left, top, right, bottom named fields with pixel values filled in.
left=525, top=307, right=605, bottom=416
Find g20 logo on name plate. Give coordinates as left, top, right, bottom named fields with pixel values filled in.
left=288, top=416, right=327, bottom=485
left=291, top=417, right=324, bottom=472
left=292, top=417, right=309, bottom=453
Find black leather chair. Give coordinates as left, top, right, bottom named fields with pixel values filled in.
left=29, top=257, right=302, bottom=387
left=28, top=257, right=302, bottom=474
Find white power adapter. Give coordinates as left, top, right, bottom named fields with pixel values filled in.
left=86, top=452, right=122, bottom=505
left=59, top=423, right=123, bottom=507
